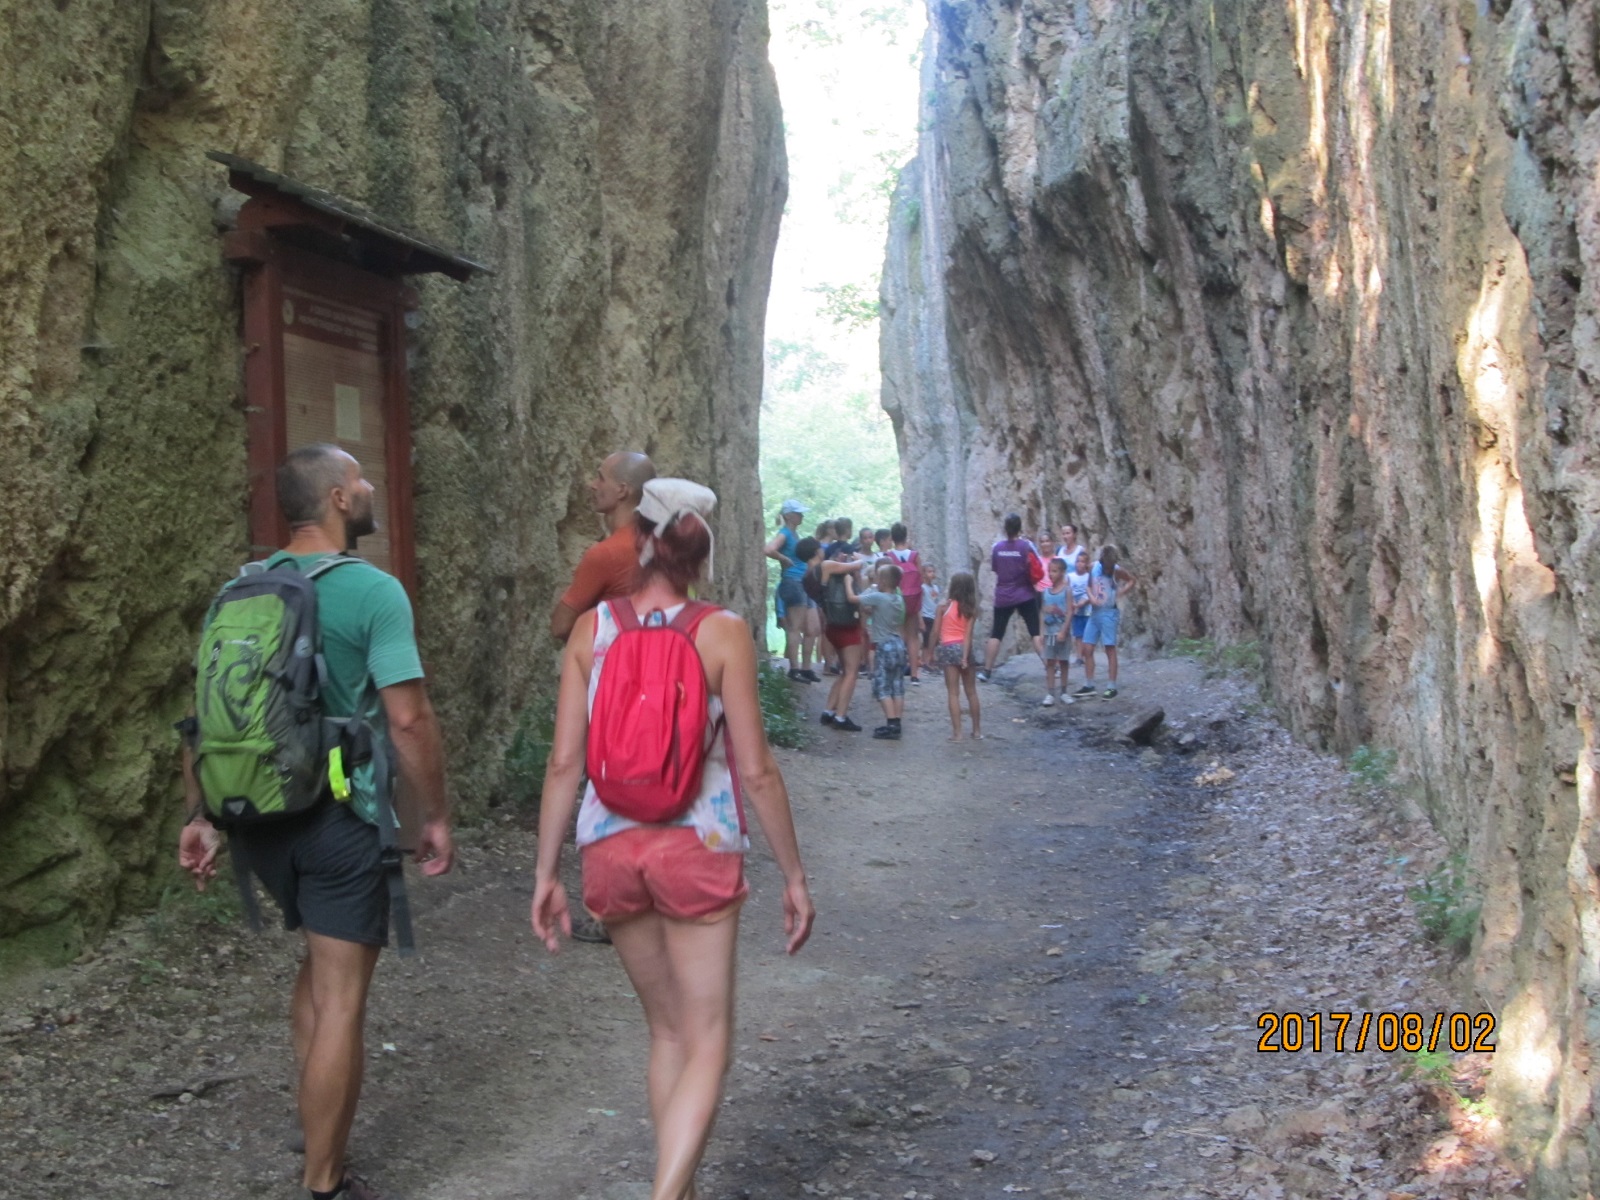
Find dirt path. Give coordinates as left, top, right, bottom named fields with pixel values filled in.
left=1, top=654, right=1522, bottom=1198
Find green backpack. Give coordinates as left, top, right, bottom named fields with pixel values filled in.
left=192, top=555, right=364, bottom=823
left=186, top=555, right=416, bottom=954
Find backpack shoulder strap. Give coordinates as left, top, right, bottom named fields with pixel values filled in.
left=669, top=599, right=719, bottom=636
left=609, top=598, right=641, bottom=632
left=303, top=552, right=363, bottom=580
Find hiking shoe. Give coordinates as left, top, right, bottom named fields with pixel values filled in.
left=833, top=716, right=863, bottom=732
left=570, top=914, right=612, bottom=944
left=1041, top=694, right=1055, bottom=708
left=801, top=669, right=823, bottom=682
left=820, top=712, right=835, bottom=726
left=788, top=668, right=813, bottom=683
left=1074, top=684, right=1095, bottom=696
left=1103, top=687, right=1118, bottom=699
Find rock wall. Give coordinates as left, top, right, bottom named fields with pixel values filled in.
left=0, top=0, right=783, bottom=966
left=882, top=0, right=1598, bottom=1189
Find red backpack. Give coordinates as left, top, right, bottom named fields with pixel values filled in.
left=587, top=599, right=720, bottom=824
left=890, top=547, right=921, bottom=598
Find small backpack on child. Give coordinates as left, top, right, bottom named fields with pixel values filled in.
left=891, top=548, right=921, bottom=599
left=587, top=600, right=720, bottom=824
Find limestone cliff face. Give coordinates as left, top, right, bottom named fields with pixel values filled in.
left=0, top=0, right=783, bottom=965
left=883, top=0, right=1597, bottom=1189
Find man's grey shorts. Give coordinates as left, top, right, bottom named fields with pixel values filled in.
left=232, top=802, right=389, bottom=946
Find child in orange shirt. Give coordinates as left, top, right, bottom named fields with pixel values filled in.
left=931, top=572, right=981, bottom=740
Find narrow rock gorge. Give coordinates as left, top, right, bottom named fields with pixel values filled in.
left=882, top=0, right=1597, bottom=1190
left=0, top=0, right=783, bottom=965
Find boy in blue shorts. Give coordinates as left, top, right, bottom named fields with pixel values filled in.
left=852, top=562, right=907, bottom=740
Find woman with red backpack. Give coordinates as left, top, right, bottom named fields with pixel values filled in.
left=531, top=478, right=816, bottom=1200
left=886, top=522, right=923, bottom=684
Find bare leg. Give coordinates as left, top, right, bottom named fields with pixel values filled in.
left=983, top=636, right=1000, bottom=674
left=944, top=666, right=963, bottom=738
left=834, top=644, right=863, bottom=717
left=610, top=912, right=740, bottom=1200
left=780, top=611, right=798, bottom=669
left=963, top=667, right=982, bottom=737
left=299, top=933, right=381, bottom=1193
left=903, top=611, right=922, bottom=680
left=1105, top=646, right=1118, bottom=685
left=1082, top=645, right=1097, bottom=686
left=292, top=956, right=313, bottom=1078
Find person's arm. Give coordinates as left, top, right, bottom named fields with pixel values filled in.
left=702, top=615, right=814, bottom=954
left=177, top=738, right=222, bottom=890
left=549, top=600, right=580, bottom=643
left=844, top=572, right=860, bottom=602
left=381, top=680, right=454, bottom=876
left=764, top=531, right=794, bottom=571
left=551, top=541, right=613, bottom=642
left=1116, top=566, right=1137, bottom=596
left=930, top=600, right=947, bottom=647
left=531, top=611, right=597, bottom=951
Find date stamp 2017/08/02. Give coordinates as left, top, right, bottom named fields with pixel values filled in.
left=1256, top=1012, right=1497, bottom=1054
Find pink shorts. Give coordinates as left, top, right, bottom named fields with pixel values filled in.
left=581, top=827, right=748, bottom=925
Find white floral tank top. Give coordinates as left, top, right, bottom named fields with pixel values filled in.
left=575, top=601, right=749, bottom=853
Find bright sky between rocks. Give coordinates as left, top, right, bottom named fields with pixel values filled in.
left=760, top=0, right=926, bottom=529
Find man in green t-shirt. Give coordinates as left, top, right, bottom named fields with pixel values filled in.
left=179, top=444, right=453, bottom=1200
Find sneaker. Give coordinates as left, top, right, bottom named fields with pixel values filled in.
left=873, top=725, right=902, bottom=740
left=824, top=663, right=841, bottom=676
left=1103, top=687, right=1118, bottom=699
left=801, top=669, right=823, bottom=683
left=788, top=668, right=812, bottom=683
left=1041, top=693, right=1055, bottom=707
left=820, top=712, right=835, bottom=726
left=977, top=670, right=991, bottom=683
left=570, top=914, right=613, bottom=944
left=1074, top=684, right=1095, bottom=696
left=833, top=716, right=863, bottom=732
left=910, top=676, right=921, bottom=685
left=1060, top=693, right=1076, bottom=704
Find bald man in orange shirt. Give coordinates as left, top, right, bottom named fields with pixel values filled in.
left=550, top=451, right=657, bottom=642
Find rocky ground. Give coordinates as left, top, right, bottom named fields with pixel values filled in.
left=1, top=652, right=1524, bottom=1198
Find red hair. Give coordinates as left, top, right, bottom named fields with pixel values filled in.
left=634, top=511, right=712, bottom=593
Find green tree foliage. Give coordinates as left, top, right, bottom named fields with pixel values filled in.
left=760, top=339, right=901, bottom=531
left=810, top=281, right=880, bottom=328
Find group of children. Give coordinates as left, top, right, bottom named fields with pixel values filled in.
left=767, top=507, right=1135, bottom=742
